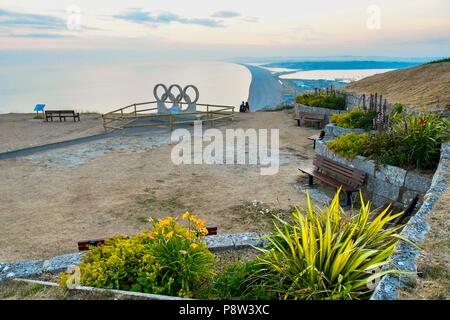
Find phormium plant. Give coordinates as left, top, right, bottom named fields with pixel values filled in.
left=249, top=190, right=408, bottom=300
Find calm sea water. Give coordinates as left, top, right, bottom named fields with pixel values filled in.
left=0, top=58, right=251, bottom=114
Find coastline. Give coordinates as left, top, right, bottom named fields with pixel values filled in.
left=242, top=64, right=286, bottom=111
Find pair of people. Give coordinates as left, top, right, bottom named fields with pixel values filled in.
left=239, top=101, right=250, bottom=113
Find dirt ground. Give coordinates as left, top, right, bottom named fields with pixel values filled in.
left=0, top=111, right=321, bottom=262
left=0, top=113, right=104, bottom=153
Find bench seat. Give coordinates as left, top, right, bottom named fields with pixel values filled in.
left=298, top=155, right=366, bottom=206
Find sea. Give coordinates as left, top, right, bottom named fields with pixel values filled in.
left=0, top=53, right=421, bottom=114
left=0, top=53, right=251, bottom=114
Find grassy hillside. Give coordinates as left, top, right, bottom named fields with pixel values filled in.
left=343, top=60, right=450, bottom=111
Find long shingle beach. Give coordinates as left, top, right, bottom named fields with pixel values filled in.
left=243, top=64, right=285, bottom=110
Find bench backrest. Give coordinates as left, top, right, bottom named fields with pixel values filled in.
left=297, top=111, right=325, bottom=120
left=45, top=110, right=76, bottom=114
left=314, top=155, right=366, bottom=187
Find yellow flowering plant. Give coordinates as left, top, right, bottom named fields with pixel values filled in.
left=59, top=212, right=214, bottom=298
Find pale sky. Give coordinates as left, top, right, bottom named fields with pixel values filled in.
left=1, top=0, right=449, bottom=58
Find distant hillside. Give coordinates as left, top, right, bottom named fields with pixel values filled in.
left=342, top=61, right=450, bottom=111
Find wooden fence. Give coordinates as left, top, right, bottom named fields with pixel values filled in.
left=102, top=101, right=235, bottom=132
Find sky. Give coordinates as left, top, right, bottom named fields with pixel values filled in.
left=0, top=0, right=449, bottom=60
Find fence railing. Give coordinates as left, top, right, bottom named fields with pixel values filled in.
left=102, top=101, right=235, bottom=131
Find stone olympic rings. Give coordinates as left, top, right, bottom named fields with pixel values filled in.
left=153, top=84, right=199, bottom=104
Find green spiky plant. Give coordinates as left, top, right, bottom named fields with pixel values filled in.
left=252, top=189, right=410, bottom=300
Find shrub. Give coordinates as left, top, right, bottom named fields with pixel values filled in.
left=363, top=130, right=407, bottom=167
left=59, top=213, right=214, bottom=298
left=252, top=190, right=407, bottom=300
left=424, top=57, right=450, bottom=65
left=365, top=113, right=449, bottom=170
left=327, top=133, right=368, bottom=159
left=296, top=93, right=346, bottom=110
left=330, top=108, right=376, bottom=130
left=199, top=260, right=274, bottom=300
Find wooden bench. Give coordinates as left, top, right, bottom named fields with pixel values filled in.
left=296, top=111, right=325, bottom=129
left=307, top=130, right=325, bottom=149
left=45, top=110, right=80, bottom=122
left=77, top=226, right=218, bottom=251
left=298, top=155, right=366, bottom=206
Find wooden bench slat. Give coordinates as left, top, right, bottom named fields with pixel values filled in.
left=45, top=110, right=80, bottom=122
left=299, top=155, right=366, bottom=206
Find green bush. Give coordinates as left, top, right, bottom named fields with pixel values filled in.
left=199, top=260, right=274, bottom=300
left=327, top=133, right=369, bottom=159
left=59, top=213, right=214, bottom=298
left=296, top=93, right=346, bottom=110
left=330, top=108, right=376, bottom=130
left=365, top=113, right=449, bottom=170
left=424, top=57, right=450, bottom=65
left=249, top=190, right=407, bottom=300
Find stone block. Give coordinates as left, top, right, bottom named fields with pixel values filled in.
left=43, top=252, right=83, bottom=273
left=371, top=193, right=392, bottom=208
left=353, top=156, right=375, bottom=176
left=232, top=232, right=264, bottom=249
left=0, top=259, right=45, bottom=281
left=404, top=171, right=432, bottom=194
left=315, top=140, right=327, bottom=157
left=375, top=165, right=407, bottom=187
left=369, top=177, right=400, bottom=202
left=400, top=190, right=423, bottom=208
left=205, top=234, right=234, bottom=251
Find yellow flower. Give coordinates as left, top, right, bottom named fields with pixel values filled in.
left=180, top=250, right=188, bottom=255
left=190, top=243, right=199, bottom=249
left=182, top=211, right=190, bottom=220
left=196, top=219, right=206, bottom=230
left=166, top=231, right=174, bottom=239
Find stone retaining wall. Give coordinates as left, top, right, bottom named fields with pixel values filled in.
left=323, top=123, right=366, bottom=140
left=315, top=140, right=433, bottom=208
left=371, top=143, right=449, bottom=300
left=0, top=232, right=266, bottom=282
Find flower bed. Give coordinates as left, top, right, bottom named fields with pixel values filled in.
left=53, top=191, right=411, bottom=300
left=316, top=139, right=433, bottom=207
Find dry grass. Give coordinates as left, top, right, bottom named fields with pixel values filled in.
left=399, top=166, right=450, bottom=300
left=343, top=62, right=450, bottom=111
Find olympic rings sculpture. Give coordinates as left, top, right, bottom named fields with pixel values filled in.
left=153, top=84, right=199, bottom=114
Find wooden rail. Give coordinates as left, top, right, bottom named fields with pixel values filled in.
left=102, top=101, right=235, bottom=131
